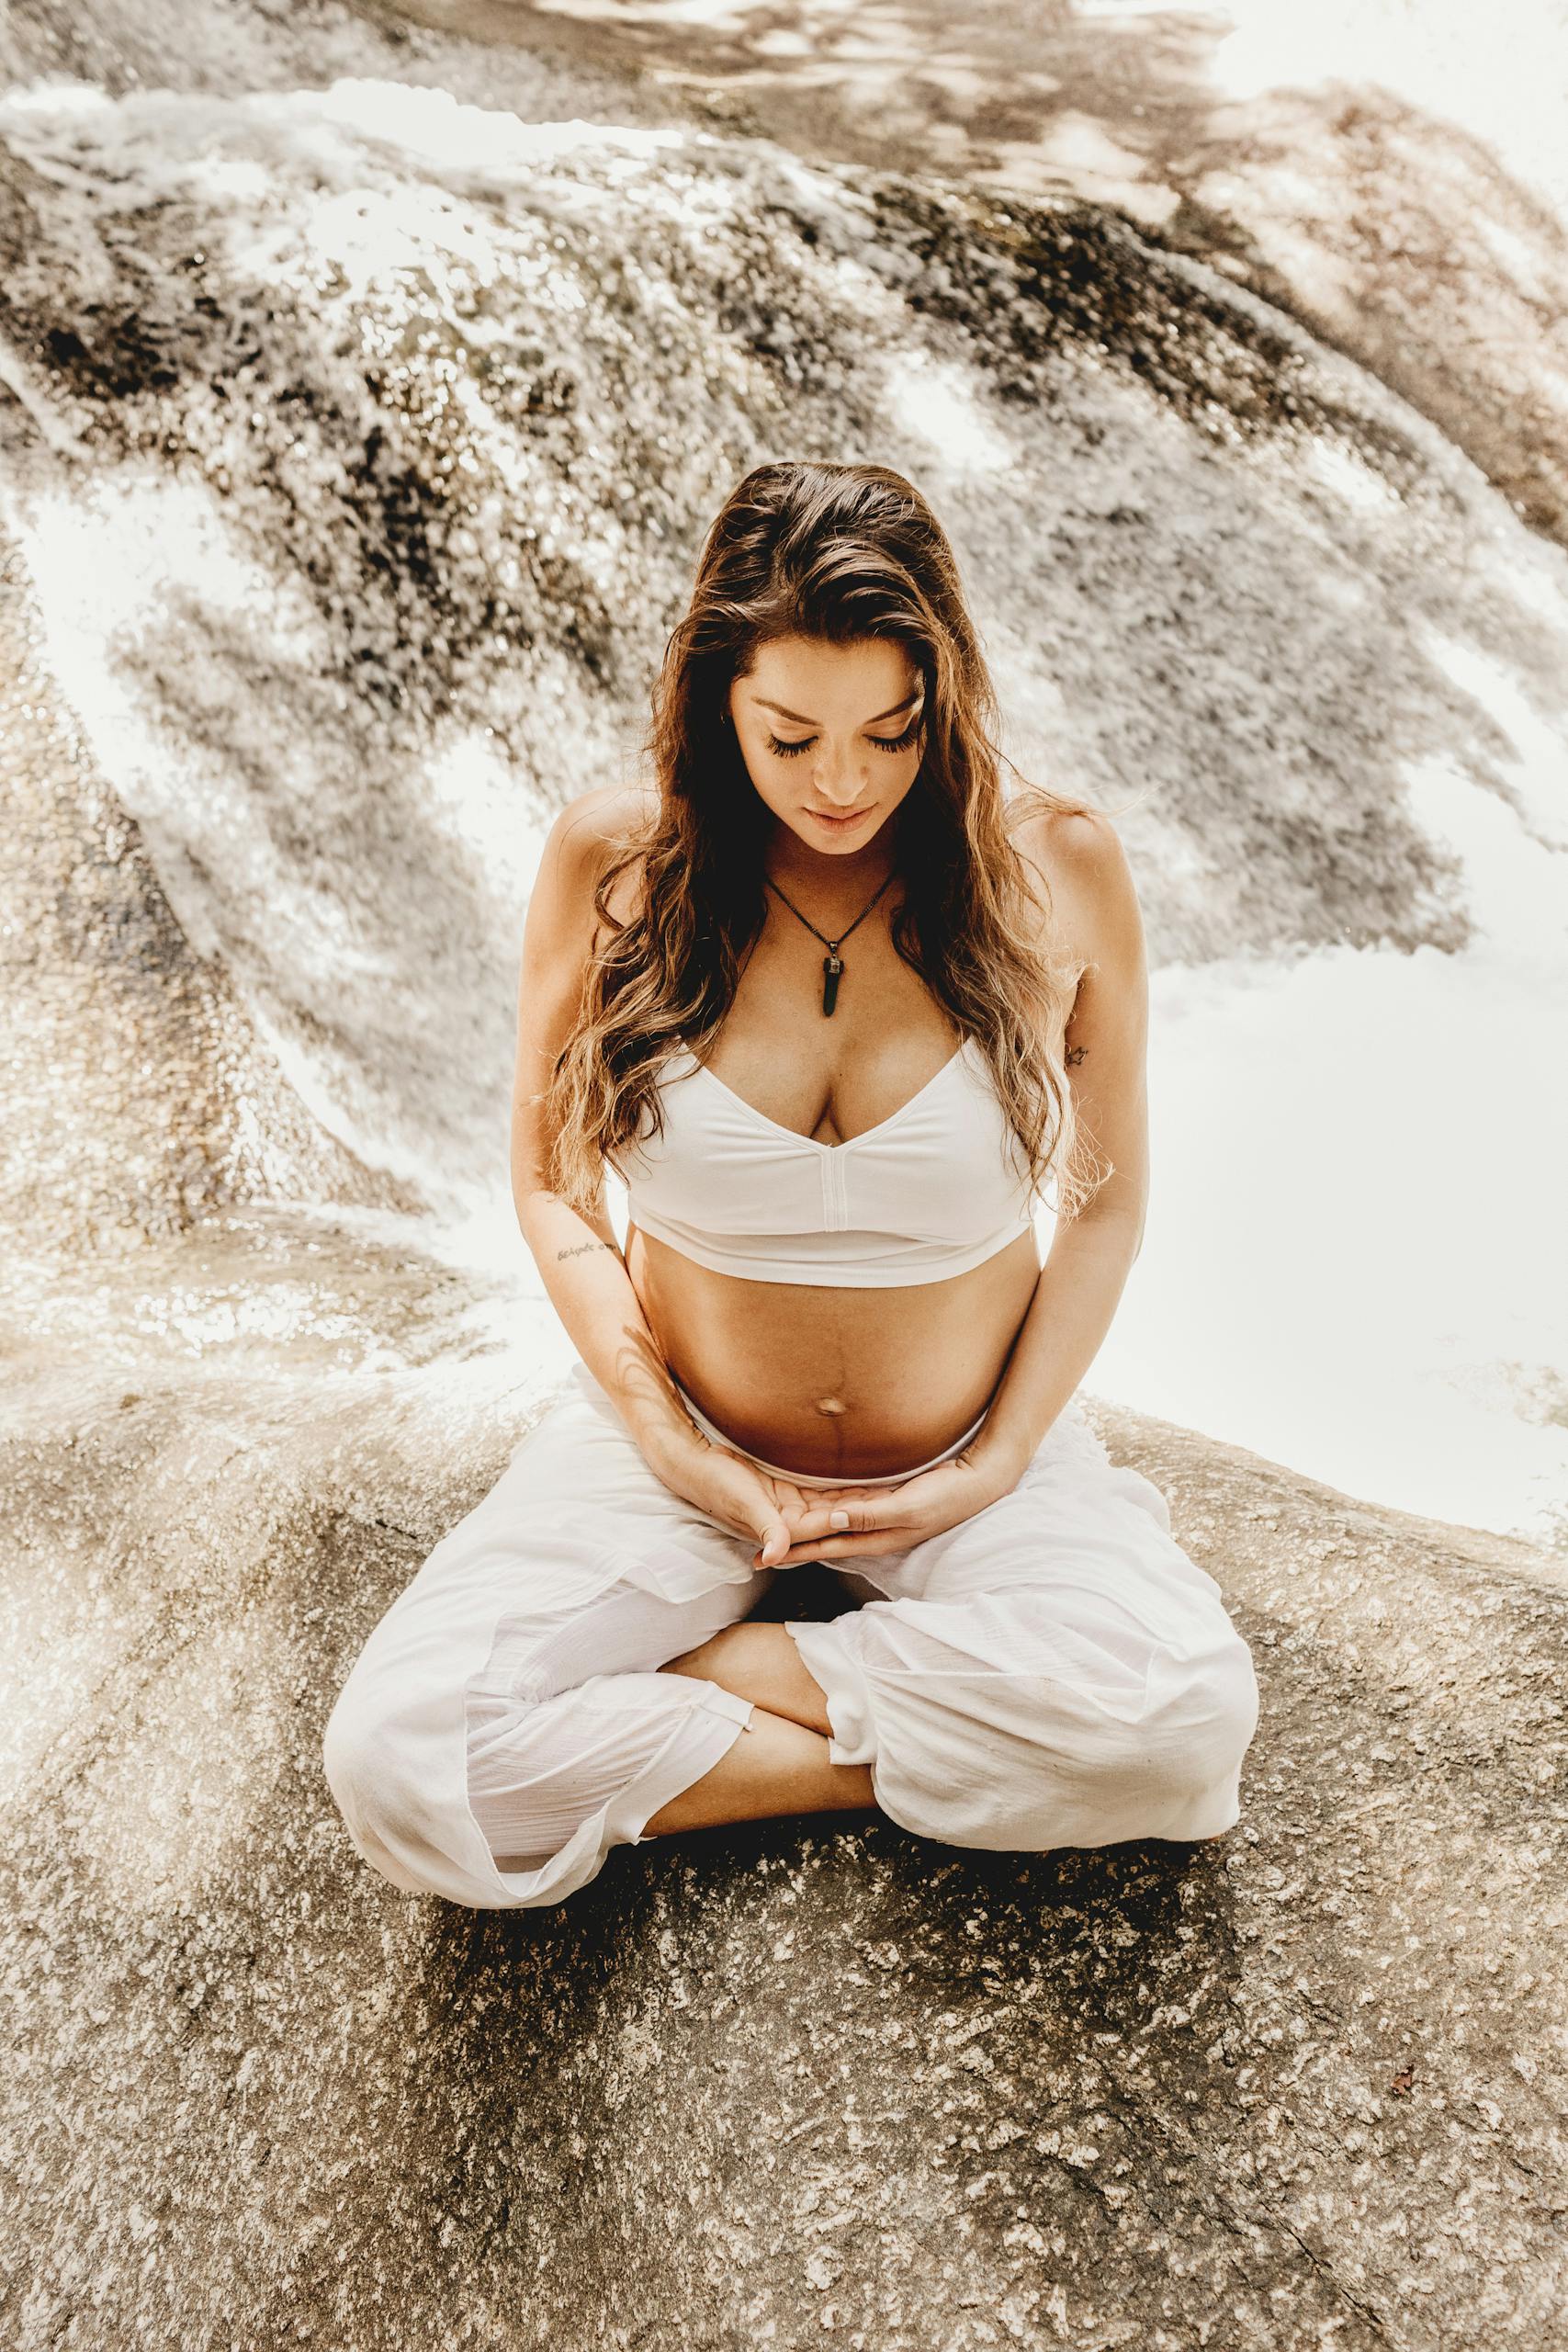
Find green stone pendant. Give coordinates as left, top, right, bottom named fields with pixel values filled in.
left=822, top=952, right=844, bottom=1016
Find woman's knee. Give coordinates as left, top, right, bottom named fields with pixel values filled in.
left=1071, top=1623, right=1261, bottom=1844
left=462, top=1687, right=585, bottom=1864
left=866, top=1618, right=1261, bottom=1855
left=321, top=1673, right=411, bottom=1858
left=1152, top=1623, right=1261, bottom=1787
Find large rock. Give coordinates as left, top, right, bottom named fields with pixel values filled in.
left=4, top=1212, right=1564, bottom=2349
left=3, top=14, right=1564, bottom=2344
left=0, top=526, right=412, bottom=1260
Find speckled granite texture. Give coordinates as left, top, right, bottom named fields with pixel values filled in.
left=5, top=1259, right=1565, bottom=2349
left=2, top=10, right=1565, bottom=2335
left=4, top=416, right=1565, bottom=2352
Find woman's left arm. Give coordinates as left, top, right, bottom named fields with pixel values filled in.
left=764, top=808, right=1150, bottom=1565
left=966, top=806, right=1151, bottom=1487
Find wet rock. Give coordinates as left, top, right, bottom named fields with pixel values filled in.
left=2, top=21, right=1564, bottom=2346
left=0, top=526, right=411, bottom=1261
left=3, top=1228, right=1564, bottom=2348
left=8, top=62, right=1554, bottom=1175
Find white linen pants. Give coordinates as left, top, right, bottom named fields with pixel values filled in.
left=321, top=1359, right=1261, bottom=1911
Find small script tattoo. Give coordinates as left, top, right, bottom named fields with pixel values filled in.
left=556, top=1239, right=618, bottom=1261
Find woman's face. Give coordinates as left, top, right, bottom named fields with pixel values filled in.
left=727, top=634, right=926, bottom=857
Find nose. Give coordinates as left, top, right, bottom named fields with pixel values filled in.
left=814, top=738, right=867, bottom=803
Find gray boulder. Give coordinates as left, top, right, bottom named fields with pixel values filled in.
left=4, top=1211, right=1564, bottom=2349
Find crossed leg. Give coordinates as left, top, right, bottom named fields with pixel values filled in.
left=654, top=1422, right=1264, bottom=1857
left=649, top=1620, right=870, bottom=1835
left=323, top=1360, right=1258, bottom=1912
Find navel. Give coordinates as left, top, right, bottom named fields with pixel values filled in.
left=814, top=1396, right=849, bottom=1418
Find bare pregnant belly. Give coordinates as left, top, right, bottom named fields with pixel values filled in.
left=625, top=1223, right=1043, bottom=1480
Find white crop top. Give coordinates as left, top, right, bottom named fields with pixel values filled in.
left=608, top=1035, right=1051, bottom=1287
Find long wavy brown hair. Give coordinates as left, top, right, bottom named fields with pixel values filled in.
left=545, top=458, right=1110, bottom=1222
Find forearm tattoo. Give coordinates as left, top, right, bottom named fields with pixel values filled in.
left=555, top=1238, right=621, bottom=1261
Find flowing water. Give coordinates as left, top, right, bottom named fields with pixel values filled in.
left=2, top=0, right=1565, bottom=1548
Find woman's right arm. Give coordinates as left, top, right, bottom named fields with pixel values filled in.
left=509, top=789, right=705, bottom=1460
left=510, top=792, right=834, bottom=1572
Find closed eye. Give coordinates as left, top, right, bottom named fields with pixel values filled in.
left=766, top=718, right=922, bottom=759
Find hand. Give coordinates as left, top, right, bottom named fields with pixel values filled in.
left=638, top=1419, right=877, bottom=1570
left=761, top=1438, right=1032, bottom=1569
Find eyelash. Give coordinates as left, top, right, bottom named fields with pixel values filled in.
left=765, top=719, right=922, bottom=759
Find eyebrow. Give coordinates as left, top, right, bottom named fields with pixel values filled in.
left=750, top=690, right=923, bottom=728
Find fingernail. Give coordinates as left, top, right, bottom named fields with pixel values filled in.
left=829, top=1510, right=850, bottom=1529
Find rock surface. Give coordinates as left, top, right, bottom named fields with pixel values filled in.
left=3, top=8, right=1565, bottom=2344
left=4, top=1212, right=1565, bottom=2349
left=379, top=0, right=1568, bottom=554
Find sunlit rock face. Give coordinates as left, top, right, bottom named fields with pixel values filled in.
left=0, top=537, right=412, bottom=1256
left=5, top=66, right=1561, bottom=1248
left=2, top=22, right=1567, bottom=2346
left=5, top=1303, right=1566, bottom=2349
left=6, top=52, right=1566, bottom=1539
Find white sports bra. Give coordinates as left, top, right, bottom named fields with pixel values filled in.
left=609, top=1035, right=1052, bottom=1287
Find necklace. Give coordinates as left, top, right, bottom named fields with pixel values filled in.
left=763, top=867, right=897, bottom=1015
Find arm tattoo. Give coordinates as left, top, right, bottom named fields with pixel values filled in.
left=555, top=1239, right=620, bottom=1261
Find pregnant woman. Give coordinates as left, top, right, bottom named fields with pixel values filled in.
left=322, top=459, right=1260, bottom=1910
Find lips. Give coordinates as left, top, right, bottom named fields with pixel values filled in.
left=808, top=806, right=872, bottom=823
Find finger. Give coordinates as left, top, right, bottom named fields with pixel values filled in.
left=706, top=1474, right=795, bottom=1568
left=772, top=1529, right=907, bottom=1566
left=775, top=1488, right=824, bottom=1530
left=751, top=1514, right=795, bottom=1568
left=756, top=1479, right=823, bottom=1533
left=793, top=1498, right=908, bottom=1539
left=761, top=1482, right=866, bottom=1540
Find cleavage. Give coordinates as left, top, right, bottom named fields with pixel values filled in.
left=710, top=1034, right=959, bottom=1148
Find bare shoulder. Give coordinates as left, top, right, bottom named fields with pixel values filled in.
left=542, top=780, right=658, bottom=933
left=1011, top=797, right=1143, bottom=978
left=547, top=779, right=656, bottom=869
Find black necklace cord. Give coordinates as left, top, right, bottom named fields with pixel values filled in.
left=764, top=867, right=897, bottom=1015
